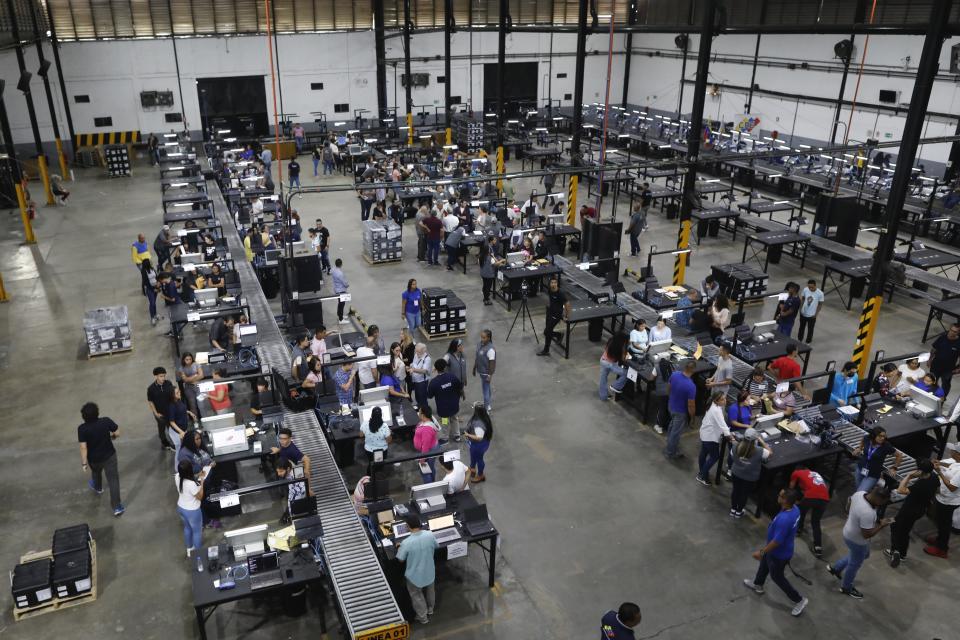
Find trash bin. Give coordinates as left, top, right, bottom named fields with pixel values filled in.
left=588, top=318, right=604, bottom=342
left=767, top=244, right=782, bottom=264
left=708, top=219, right=721, bottom=237
left=283, top=585, right=308, bottom=617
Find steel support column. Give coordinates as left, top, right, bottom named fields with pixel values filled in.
left=28, top=3, right=65, bottom=191
left=444, top=0, right=454, bottom=144
left=621, top=0, right=637, bottom=107
left=852, top=0, right=952, bottom=375
left=495, top=0, right=508, bottom=191
left=403, top=0, right=414, bottom=145
left=374, top=0, right=388, bottom=121
left=674, top=0, right=717, bottom=285
left=44, top=0, right=75, bottom=167
left=745, top=0, right=767, bottom=113
left=0, top=94, right=35, bottom=243
left=567, top=0, right=589, bottom=226
left=166, top=0, right=188, bottom=135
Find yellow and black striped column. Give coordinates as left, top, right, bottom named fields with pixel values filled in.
left=55, top=138, right=69, bottom=180
left=673, top=219, right=691, bottom=285
left=37, top=154, right=54, bottom=205
left=407, top=113, right=414, bottom=146
left=496, top=145, right=505, bottom=194
left=852, top=295, right=883, bottom=377
left=15, top=181, right=35, bottom=244
left=445, top=128, right=452, bottom=146
left=0, top=272, right=8, bottom=301
left=566, top=175, right=578, bottom=226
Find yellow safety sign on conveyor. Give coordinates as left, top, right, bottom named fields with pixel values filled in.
left=355, top=622, right=410, bottom=640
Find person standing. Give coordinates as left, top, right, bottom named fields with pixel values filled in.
left=288, top=157, right=301, bottom=194
left=639, top=183, right=652, bottom=219
left=928, top=323, right=960, bottom=397
left=886, top=458, right=938, bottom=566
left=428, top=359, right=463, bottom=441
left=292, top=123, right=305, bottom=154
left=464, top=403, right=493, bottom=482
left=705, top=343, right=734, bottom=397
left=401, top=278, right=423, bottom=333
left=827, top=486, right=893, bottom=599
left=797, top=279, right=823, bottom=343
left=790, top=465, right=831, bottom=558
left=409, top=343, right=433, bottom=410
left=729, top=429, right=772, bottom=517
left=147, top=367, right=175, bottom=451
left=331, top=258, right=349, bottom=324
left=442, top=338, right=468, bottom=402
left=537, top=277, right=570, bottom=357
left=626, top=203, right=646, bottom=257
left=396, top=514, right=440, bottom=625
left=420, top=209, right=444, bottom=266
left=147, top=133, right=159, bottom=165
left=413, top=405, right=441, bottom=482
left=166, top=387, right=195, bottom=464
left=697, top=392, right=732, bottom=485
left=664, top=360, right=697, bottom=460
left=175, top=460, right=204, bottom=557
left=415, top=205, right=429, bottom=263
left=769, top=344, right=802, bottom=381
left=131, top=233, right=151, bottom=268
left=479, top=237, right=505, bottom=306
left=924, top=442, right=960, bottom=559
left=599, top=333, right=631, bottom=401
left=315, top=219, right=331, bottom=274
left=312, top=145, right=321, bottom=176
left=774, top=283, right=801, bottom=337
left=600, top=602, right=642, bottom=639
left=742, top=488, right=809, bottom=617
left=139, top=258, right=159, bottom=326
left=260, top=146, right=272, bottom=177
left=473, top=329, right=496, bottom=411
left=78, top=402, right=124, bottom=517
left=323, top=140, right=335, bottom=175
left=853, top=427, right=901, bottom=493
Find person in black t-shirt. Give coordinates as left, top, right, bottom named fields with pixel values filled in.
left=537, top=278, right=571, bottom=357
left=147, top=367, right=176, bottom=450
left=929, top=323, right=960, bottom=396
left=270, top=427, right=311, bottom=478
left=289, top=158, right=301, bottom=191
left=886, top=458, right=939, bottom=566
left=600, top=602, right=642, bottom=639
left=208, top=316, right=235, bottom=351
left=77, top=402, right=124, bottom=516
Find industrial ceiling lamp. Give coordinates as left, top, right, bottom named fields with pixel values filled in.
left=834, top=39, right=853, bottom=64
left=675, top=34, right=689, bottom=50
left=16, top=71, right=31, bottom=93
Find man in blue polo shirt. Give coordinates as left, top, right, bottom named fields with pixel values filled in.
left=742, top=488, right=808, bottom=617
left=600, top=602, right=641, bottom=639
left=664, top=360, right=697, bottom=459
left=427, top=359, right=463, bottom=442
left=270, top=427, right=312, bottom=480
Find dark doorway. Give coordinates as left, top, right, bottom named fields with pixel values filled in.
left=196, top=76, right=268, bottom=140
left=483, top=62, right=538, bottom=118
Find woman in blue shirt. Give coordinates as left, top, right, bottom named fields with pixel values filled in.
left=359, top=407, right=392, bottom=464
left=830, top=361, right=860, bottom=407
left=727, top=389, right=753, bottom=430
left=915, top=372, right=946, bottom=398
left=401, top=278, right=423, bottom=332
left=377, top=364, right=410, bottom=400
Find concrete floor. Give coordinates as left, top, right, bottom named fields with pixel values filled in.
left=0, top=148, right=956, bottom=640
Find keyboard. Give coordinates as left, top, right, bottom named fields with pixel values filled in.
left=432, top=527, right=461, bottom=544
left=249, top=570, right=283, bottom=590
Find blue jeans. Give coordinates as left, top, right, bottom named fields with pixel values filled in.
left=313, top=157, right=320, bottom=176
left=856, top=465, right=880, bottom=492
left=598, top=359, right=628, bottom=400
left=295, top=136, right=304, bottom=153
left=629, top=233, right=641, bottom=255
left=480, top=374, right=492, bottom=409
left=665, top=411, right=689, bottom=457
left=420, top=445, right=440, bottom=483
left=469, top=439, right=490, bottom=475
left=145, top=286, right=157, bottom=319
left=406, top=311, right=421, bottom=332
left=834, top=537, right=870, bottom=590
left=290, top=175, right=300, bottom=189
left=324, top=160, right=334, bottom=175
left=177, top=505, right=203, bottom=551
left=427, top=239, right=441, bottom=264
left=777, top=320, right=794, bottom=337
left=320, top=248, right=331, bottom=272
left=698, top=440, right=721, bottom=479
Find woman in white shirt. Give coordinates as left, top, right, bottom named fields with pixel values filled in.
left=409, top=343, right=432, bottom=409
left=709, top=294, right=732, bottom=339
left=898, top=358, right=925, bottom=387
left=650, top=317, right=672, bottom=342
left=359, top=407, right=392, bottom=464
left=389, top=341, right=407, bottom=387
left=176, top=460, right=205, bottom=557
left=629, top=318, right=650, bottom=356
left=697, top=392, right=732, bottom=484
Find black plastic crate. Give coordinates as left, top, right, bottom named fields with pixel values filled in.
left=52, top=550, right=92, bottom=599
left=12, top=558, right=52, bottom=609
left=53, top=524, right=91, bottom=559
left=422, top=288, right=452, bottom=309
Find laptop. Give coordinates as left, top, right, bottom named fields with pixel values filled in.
left=391, top=522, right=411, bottom=539
left=463, top=504, right=496, bottom=537
left=427, top=514, right=455, bottom=531
left=432, top=527, right=461, bottom=544
left=247, top=551, right=283, bottom=590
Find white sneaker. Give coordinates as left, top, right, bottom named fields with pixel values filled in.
left=742, top=579, right=764, bottom=595
left=791, top=596, right=809, bottom=617
left=186, top=548, right=194, bottom=559
left=339, top=318, right=350, bottom=325
left=654, top=425, right=664, bottom=434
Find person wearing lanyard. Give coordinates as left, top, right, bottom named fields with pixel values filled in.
left=727, top=389, right=754, bottom=431
left=401, top=279, right=423, bottom=333
left=697, top=392, right=733, bottom=485
left=705, top=343, right=733, bottom=397
left=479, top=237, right=505, bottom=306
left=473, top=329, right=497, bottom=411
left=409, top=343, right=432, bottom=410
left=853, top=427, right=901, bottom=493
left=537, top=278, right=570, bottom=357
left=928, top=323, right=960, bottom=397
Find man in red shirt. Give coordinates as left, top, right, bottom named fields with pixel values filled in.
left=789, top=465, right=831, bottom=557
left=419, top=209, right=444, bottom=266
left=770, top=343, right=802, bottom=381
left=579, top=204, right=597, bottom=228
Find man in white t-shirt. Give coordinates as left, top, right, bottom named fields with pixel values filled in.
left=356, top=345, right=378, bottom=389
left=827, top=487, right=892, bottom=599
left=442, top=209, right=460, bottom=235
left=925, top=442, right=960, bottom=558
left=797, top=280, right=824, bottom=344
left=440, top=458, right=470, bottom=494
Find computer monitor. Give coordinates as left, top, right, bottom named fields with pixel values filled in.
left=181, top=252, right=203, bottom=265
left=291, top=241, right=312, bottom=256
left=464, top=504, right=488, bottom=523
left=506, top=251, right=525, bottom=265
left=411, top=480, right=447, bottom=503
left=238, top=323, right=258, bottom=346
left=427, top=514, right=455, bottom=530
left=755, top=412, right=784, bottom=436
left=247, top=551, right=278, bottom=575
left=211, top=425, right=247, bottom=455
left=196, top=287, right=219, bottom=307
left=360, top=404, right=393, bottom=427
left=647, top=339, right=673, bottom=356
left=224, top=523, right=268, bottom=558
left=909, top=385, right=942, bottom=414
left=201, top=412, right=237, bottom=432
left=751, top=320, right=778, bottom=334
left=360, top=386, right=390, bottom=405
left=264, top=248, right=281, bottom=264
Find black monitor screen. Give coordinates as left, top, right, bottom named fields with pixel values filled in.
left=247, top=551, right=279, bottom=575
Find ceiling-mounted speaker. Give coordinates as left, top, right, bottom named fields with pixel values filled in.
left=675, top=34, right=689, bottom=50
left=834, top=39, right=853, bottom=64
left=17, top=71, right=32, bottom=93
left=37, top=60, right=51, bottom=77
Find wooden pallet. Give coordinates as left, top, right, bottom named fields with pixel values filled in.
left=418, top=326, right=467, bottom=342
left=88, top=345, right=133, bottom=359
left=362, top=254, right=402, bottom=266
left=13, top=541, right=98, bottom=622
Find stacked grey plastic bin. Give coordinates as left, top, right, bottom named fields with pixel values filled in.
left=84, top=306, right=132, bottom=356
left=361, top=219, right=402, bottom=264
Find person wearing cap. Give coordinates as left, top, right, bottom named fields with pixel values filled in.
left=924, top=442, right=960, bottom=559
left=600, top=602, right=642, bottom=639
left=742, top=487, right=809, bottom=617
left=729, top=429, right=772, bottom=518
left=827, top=486, right=893, bottom=599
left=886, top=458, right=939, bottom=566
left=830, top=361, right=860, bottom=407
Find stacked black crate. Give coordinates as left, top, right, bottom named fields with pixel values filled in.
left=362, top=219, right=403, bottom=263
left=104, top=144, right=131, bottom=177
left=711, top=263, right=769, bottom=301
left=421, top=287, right=467, bottom=339
left=52, top=524, right=93, bottom=599
left=84, top=305, right=132, bottom=356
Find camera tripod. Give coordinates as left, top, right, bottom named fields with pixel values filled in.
left=505, top=284, right=539, bottom=344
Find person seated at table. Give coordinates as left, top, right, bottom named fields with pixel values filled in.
left=207, top=368, right=232, bottom=415
left=276, top=458, right=312, bottom=509
left=377, top=363, right=410, bottom=400
left=708, top=295, right=732, bottom=340
left=830, top=360, right=860, bottom=407
left=650, top=316, right=672, bottom=342
left=206, top=263, right=226, bottom=296
left=853, top=426, right=902, bottom=492
left=915, top=372, right=946, bottom=399
left=249, top=377, right=271, bottom=418
left=898, top=358, right=925, bottom=387
left=200, top=232, right=219, bottom=261
left=359, top=406, right=392, bottom=465
left=534, top=230, right=550, bottom=260
left=769, top=385, right=796, bottom=416
left=628, top=319, right=649, bottom=356
left=746, top=366, right=774, bottom=404
left=728, top=389, right=754, bottom=430
left=674, top=289, right=699, bottom=329
left=520, top=237, right=536, bottom=263
left=208, top=315, right=235, bottom=351
left=873, top=363, right=907, bottom=402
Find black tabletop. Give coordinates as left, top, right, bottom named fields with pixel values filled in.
left=748, top=230, right=810, bottom=245
left=164, top=209, right=215, bottom=224
left=825, top=258, right=873, bottom=277
left=169, top=301, right=245, bottom=324
left=762, top=430, right=845, bottom=470
left=862, top=403, right=945, bottom=440
left=565, top=300, right=627, bottom=322
left=326, top=398, right=420, bottom=442
left=736, top=336, right=811, bottom=364
left=500, top=263, right=562, bottom=280
left=192, top=547, right=321, bottom=608
left=739, top=201, right=795, bottom=213
left=692, top=208, right=739, bottom=221
left=208, top=429, right=279, bottom=464
left=930, top=297, right=960, bottom=315
left=894, top=248, right=960, bottom=269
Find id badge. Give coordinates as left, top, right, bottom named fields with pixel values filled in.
left=414, top=299, right=419, bottom=307
left=441, top=417, right=449, bottom=425
left=860, top=468, right=868, bottom=476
